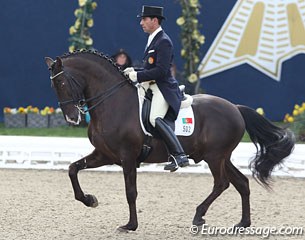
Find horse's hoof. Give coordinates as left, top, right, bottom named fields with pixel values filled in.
left=116, top=226, right=129, bottom=233
left=84, top=194, right=98, bottom=208
left=192, top=218, right=205, bottom=226
left=117, top=223, right=137, bottom=232
left=234, top=221, right=251, bottom=228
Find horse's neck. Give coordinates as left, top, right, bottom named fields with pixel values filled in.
left=84, top=69, right=138, bottom=124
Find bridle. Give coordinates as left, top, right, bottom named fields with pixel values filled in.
left=50, top=68, right=130, bottom=114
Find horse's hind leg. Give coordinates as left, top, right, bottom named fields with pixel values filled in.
left=68, top=149, right=112, bottom=207
left=193, top=155, right=230, bottom=226
left=226, top=160, right=251, bottom=227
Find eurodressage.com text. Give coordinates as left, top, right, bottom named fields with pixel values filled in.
left=189, top=224, right=304, bottom=238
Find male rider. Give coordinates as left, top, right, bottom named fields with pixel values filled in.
left=124, top=6, right=189, bottom=172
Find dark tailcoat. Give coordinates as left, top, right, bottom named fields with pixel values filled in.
left=137, top=30, right=182, bottom=119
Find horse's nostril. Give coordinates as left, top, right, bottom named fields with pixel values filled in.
left=65, top=113, right=81, bottom=125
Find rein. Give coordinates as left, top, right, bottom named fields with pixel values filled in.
left=51, top=69, right=129, bottom=114
left=77, top=80, right=128, bottom=114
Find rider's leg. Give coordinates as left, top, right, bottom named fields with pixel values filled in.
left=149, top=83, right=189, bottom=172
left=149, top=83, right=169, bottom=127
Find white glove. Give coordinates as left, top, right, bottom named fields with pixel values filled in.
left=127, top=70, right=138, bottom=82
left=123, top=67, right=135, bottom=76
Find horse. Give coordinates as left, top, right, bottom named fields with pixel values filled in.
left=45, top=50, right=295, bottom=232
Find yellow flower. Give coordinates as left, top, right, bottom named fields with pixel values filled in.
left=190, top=0, right=198, bottom=7
left=92, top=2, right=97, bottom=10
left=176, top=17, right=185, bottom=26
left=69, top=45, right=75, bottom=53
left=87, top=19, right=94, bottom=28
left=40, top=110, right=47, bottom=116
left=188, top=73, right=198, bottom=83
left=302, top=102, right=305, bottom=108
left=75, top=19, right=81, bottom=29
left=194, top=56, right=199, bottom=63
left=181, top=49, right=186, bottom=57
left=74, top=9, right=83, bottom=17
left=256, top=108, right=264, bottom=115
left=287, top=116, right=294, bottom=123
left=69, top=26, right=77, bottom=35
left=26, top=105, right=33, bottom=113
left=85, top=37, right=93, bottom=45
left=18, top=107, right=26, bottom=114
left=293, top=109, right=299, bottom=116
left=294, top=104, right=300, bottom=109
left=192, top=19, right=198, bottom=24
left=198, top=35, right=205, bottom=44
left=78, top=0, right=87, bottom=7
left=299, top=107, right=304, bottom=114
left=192, top=30, right=200, bottom=40
left=32, top=107, right=39, bottom=113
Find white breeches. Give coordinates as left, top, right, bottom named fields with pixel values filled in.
left=141, top=82, right=169, bottom=127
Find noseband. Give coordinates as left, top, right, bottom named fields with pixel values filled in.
left=50, top=69, right=129, bottom=114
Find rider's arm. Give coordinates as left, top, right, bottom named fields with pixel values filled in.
left=137, top=39, right=172, bottom=83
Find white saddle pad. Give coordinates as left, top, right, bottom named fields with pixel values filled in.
left=175, top=106, right=195, bottom=136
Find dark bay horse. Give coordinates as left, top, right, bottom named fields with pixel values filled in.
left=45, top=50, right=294, bottom=232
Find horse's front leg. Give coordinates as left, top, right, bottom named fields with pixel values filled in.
left=68, top=149, right=111, bottom=207
left=118, top=160, right=138, bottom=232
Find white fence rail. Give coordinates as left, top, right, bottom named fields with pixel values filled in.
left=0, top=136, right=304, bottom=177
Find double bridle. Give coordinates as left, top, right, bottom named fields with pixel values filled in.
left=50, top=69, right=130, bottom=114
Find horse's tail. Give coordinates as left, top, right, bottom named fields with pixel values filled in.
left=237, top=105, right=295, bottom=188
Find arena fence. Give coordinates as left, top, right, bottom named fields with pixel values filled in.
left=0, top=136, right=304, bottom=178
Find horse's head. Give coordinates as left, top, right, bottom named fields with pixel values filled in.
left=45, top=56, right=84, bottom=125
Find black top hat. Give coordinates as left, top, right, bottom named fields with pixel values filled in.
left=137, top=5, right=166, bottom=20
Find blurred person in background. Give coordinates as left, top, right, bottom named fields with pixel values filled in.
left=112, top=49, right=132, bottom=70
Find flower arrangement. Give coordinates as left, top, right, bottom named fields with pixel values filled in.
left=177, top=0, right=205, bottom=93
left=4, top=107, right=28, bottom=114
left=3, top=106, right=65, bottom=128
left=284, top=103, right=305, bottom=141
left=4, top=106, right=58, bottom=115
left=3, top=106, right=28, bottom=128
left=68, top=0, right=98, bottom=52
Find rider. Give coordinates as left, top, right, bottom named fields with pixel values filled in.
left=124, top=5, right=189, bottom=172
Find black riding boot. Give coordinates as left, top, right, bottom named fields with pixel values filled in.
left=155, top=117, right=189, bottom=172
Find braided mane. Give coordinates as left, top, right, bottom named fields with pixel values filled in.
left=60, top=49, right=125, bottom=75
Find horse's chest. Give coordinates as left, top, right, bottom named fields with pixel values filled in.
left=89, top=127, right=117, bottom=155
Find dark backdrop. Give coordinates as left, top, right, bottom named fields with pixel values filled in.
left=1, top=0, right=304, bottom=121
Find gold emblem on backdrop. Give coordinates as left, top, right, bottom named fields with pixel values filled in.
left=198, top=0, right=305, bottom=81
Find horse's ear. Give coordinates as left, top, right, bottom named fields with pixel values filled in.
left=45, top=57, right=54, bottom=70
left=55, top=56, right=63, bottom=69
